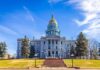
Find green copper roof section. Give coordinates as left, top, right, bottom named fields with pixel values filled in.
left=46, top=15, right=60, bottom=36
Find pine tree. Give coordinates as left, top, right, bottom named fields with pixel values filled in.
left=75, top=32, right=88, bottom=59
left=0, top=42, right=7, bottom=57
left=70, top=45, right=75, bottom=57
left=21, top=36, right=30, bottom=58
left=29, top=45, right=35, bottom=58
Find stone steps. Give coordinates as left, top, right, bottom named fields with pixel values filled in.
left=42, top=58, right=67, bottom=67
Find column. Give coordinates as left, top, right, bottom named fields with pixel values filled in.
left=51, top=39, right=53, bottom=58
left=60, top=40, right=62, bottom=59
left=53, top=40, right=54, bottom=58
left=46, top=40, right=48, bottom=58
left=54, top=40, right=55, bottom=58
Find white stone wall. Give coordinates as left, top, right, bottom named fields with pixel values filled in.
left=17, top=36, right=76, bottom=58
left=30, top=36, right=76, bottom=58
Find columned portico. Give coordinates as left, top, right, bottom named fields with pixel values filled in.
left=45, top=39, right=59, bottom=58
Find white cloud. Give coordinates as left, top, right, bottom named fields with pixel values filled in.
left=68, top=0, right=100, bottom=25
left=0, top=25, right=18, bottom=36
left=68, top=0, right=100, bottom=42
left=75, top=13, right=97, bottom=26
left=23, top=6, right=34, bottom=22
left=68, top=0, right=100, bottom=13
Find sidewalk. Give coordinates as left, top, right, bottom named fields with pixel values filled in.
left=0, top=68, right=100, bottom=70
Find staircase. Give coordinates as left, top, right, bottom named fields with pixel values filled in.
left=43, top=58, right=67, bottom=67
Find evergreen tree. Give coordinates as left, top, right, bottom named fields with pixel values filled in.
left=70, top=45, right=75, bottom=57
left=75, top=32, right=88, bottom=58
left=21, top=36, right=30, bottom=58
left=0, top=42, right=7, bottom=57
left=29, top=45, right=35, bottom=58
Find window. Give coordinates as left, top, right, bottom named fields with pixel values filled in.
left=56, top=40, right=58, bottom=44
left=48, top=40, right=50, bottom=44
left=48, top=46, right=50, bottom=49
left=56, top=51, right=58, bottom=56
left=52, top=51, right=54, bottom=54
left=48, top=51, right=51, bottom=56
left=52, top=40, right=54, bottom=44
left=56, top=46, right=57, bottom=49
left=44, top=41, right=45, bottom=45
left=61, top=41, right=62, bottom=44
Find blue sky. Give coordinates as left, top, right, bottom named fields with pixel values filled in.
left=0, top=0, right=100, bottom=55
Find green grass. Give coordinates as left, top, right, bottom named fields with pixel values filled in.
left=0, top=59, right=44, bottom=68
left=0, top=59, right=100, bottom=68
left=64, top=59, right=100, bottom=68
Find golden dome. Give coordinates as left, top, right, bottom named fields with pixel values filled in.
left=49, top=15, right=58, bottom=26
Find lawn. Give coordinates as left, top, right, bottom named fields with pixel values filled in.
left=64, top=59, right=100, bottom=68
left=0, top=59, right=100, bottom=68
left=0, top=59, right=44, bottom=68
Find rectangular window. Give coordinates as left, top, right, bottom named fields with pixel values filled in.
left=56, top=40, right=58, bottom=44
left=56, top=46, right=57, bottom=49
left=48, top=51, right=51, bottom=56
left=52, top=51, right=54, bottom=54
left=44, top=41, right=45, bottom=45
left=48, top=40, right=50, bottom=44
left=56, top=51, right=58, bottom=56
left=61, top=41, right=62, bottom=44
left=52, top=40, right=54, bottom=44
left=48, top=46, right=50, bottom=49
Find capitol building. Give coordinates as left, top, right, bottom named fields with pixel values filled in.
left=17, top=15, right=76, bottom=58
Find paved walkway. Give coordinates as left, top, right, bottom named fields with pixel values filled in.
left=1, top=68, right=100, bottom=70
left=42, top=58, right=67, bottom=67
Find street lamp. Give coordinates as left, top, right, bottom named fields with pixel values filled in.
left=71, top=53, right=74, bottom=68
left=34, top=53, right=38, bottom=67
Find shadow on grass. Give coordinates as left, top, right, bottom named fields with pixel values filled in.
left=68, top=67, right=80, bottom=69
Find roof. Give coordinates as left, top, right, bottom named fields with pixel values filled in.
left=49, top=15, right=58, bottom=26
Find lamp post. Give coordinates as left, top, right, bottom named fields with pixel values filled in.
left=71, top=53, right=74, bottom=68
left=34, top=53, right=38, bottom=68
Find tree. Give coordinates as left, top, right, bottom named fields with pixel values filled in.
left=75, top=32, right=88, bottom=59
left=21, top=36, right=30, bottom=58
left=29, top=45, right=35, bottom=58
left=70, top=45, right=75, bottom=57
left=88, top=39, right=99, bottom=59
left=93, top=48, right=98, bottom=59
left=0, top=42, right=7, bottom=58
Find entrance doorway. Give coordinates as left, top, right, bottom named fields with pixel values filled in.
left=47, top=51, right=59, bottom=58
